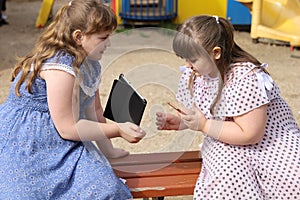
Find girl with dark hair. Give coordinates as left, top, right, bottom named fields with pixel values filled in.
left=156, top=15, right=300, bottom=199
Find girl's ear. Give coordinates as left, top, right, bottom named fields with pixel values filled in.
left=212, top=46, right=221, bottom=60
left=72, top=29, right=83, bottom=45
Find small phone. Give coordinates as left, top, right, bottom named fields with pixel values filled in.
left=167, top=102, right=186, bottom=115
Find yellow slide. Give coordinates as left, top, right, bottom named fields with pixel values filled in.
left=237, top=0, right=300, bottom=47
left=35, top=0, right=55, bottom=28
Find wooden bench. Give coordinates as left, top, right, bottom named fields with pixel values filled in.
left=109, top=150, right=202, bottom=199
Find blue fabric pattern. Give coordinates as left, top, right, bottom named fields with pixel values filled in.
left=0, top=52, right=132, bottom=199
left=79, top=58, right=102, bottom=119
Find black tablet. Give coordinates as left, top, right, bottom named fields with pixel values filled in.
left=103, top=74, right=147, bottom=125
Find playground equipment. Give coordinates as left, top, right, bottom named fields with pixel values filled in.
left=117, top=0, right=252, bottom=26
left=118, top=0, right=178, bottom=25
left=174, top=0, right=251, bottom=26
left=237, top=0, right=300, bottom=48
left=36, top=0, right=55, bottom=28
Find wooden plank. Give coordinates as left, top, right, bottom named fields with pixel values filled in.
left=109, top=151, right=201, bottom=166
left=113, top=161, right=201, bottom=178
left=109, top=151, right=202, bottom=198
left=127, top=174, right=198, bottom=198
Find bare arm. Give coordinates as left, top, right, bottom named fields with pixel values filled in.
left=85, top=88, right=130, bottom=158
left=204, top=105, right=267, bottom=145
left=181, top=104, right=267, bottom=145
left=41, top=69, right=145, bottom=142
left=94, top=90, right=106, bottom=123
left=85, top=90, right=106, bottom=123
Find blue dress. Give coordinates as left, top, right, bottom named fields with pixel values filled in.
left=0, top=52, right=132, bottom=200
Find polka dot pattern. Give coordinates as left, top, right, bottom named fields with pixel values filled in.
left=176, top=62, right=300, bottom=199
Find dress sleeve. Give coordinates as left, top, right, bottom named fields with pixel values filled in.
left=40, top=63, right=76, bottom=77
left=37, top=51, right=76, bottom=76
left=217, top=67, right=273, bottom=117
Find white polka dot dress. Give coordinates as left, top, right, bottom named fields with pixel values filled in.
left=176, top=62, right=300, bottom=199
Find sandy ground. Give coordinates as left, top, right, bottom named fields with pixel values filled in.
left=0, top=0, right=299, bottom=199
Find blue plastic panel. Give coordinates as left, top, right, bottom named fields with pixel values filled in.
left=227, top=0, right=252, bottom=25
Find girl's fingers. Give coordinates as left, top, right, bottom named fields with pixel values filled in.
left=156, top=112, right=163, bottom=117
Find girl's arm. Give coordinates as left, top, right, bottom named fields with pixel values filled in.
left=205, top=106, right=267, bottom=145
left=181, top=104, right=267, bottom=145
left=85, top=89, right=129, bottom=158
left=41, top=69, right=145, bottom=142
left=94, top=90, right=107, bottom=123
left=84, top=90, right=106, bottom=123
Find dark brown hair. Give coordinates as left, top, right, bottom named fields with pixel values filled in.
left=173, top=15, right=264, bottom=114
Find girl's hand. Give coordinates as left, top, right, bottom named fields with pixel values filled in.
left=155, top=112, right=188, bottom=130
left=117, top=122, right=146, bottom=143
left=181, top=103, right=207, bottom=131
